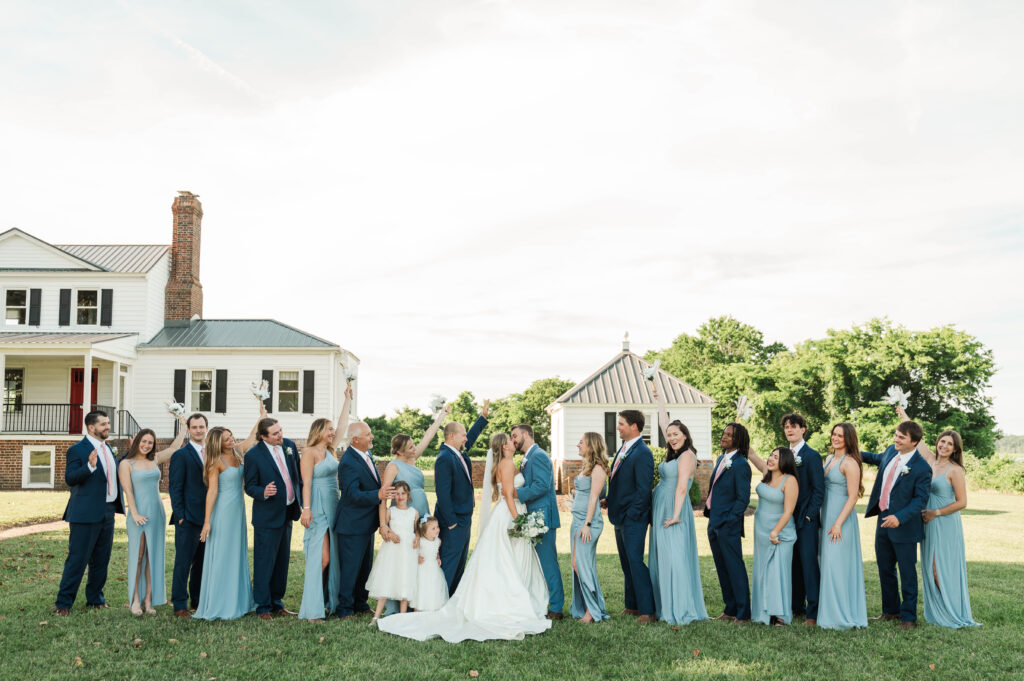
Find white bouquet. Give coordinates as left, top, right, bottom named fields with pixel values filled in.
left=884, top=385, right=911, bottom=408
left=735, top=395, right=753, bottom=421
left=509, top=510, right=549, bottom=546
left=643, top=358, right=661, bottom=382
left=428, top=394, right=447, bottom=415
left=165, top=399, right=186, bottom=418
left=250, top=379, right=270, bottom=401
left=341, top=363, right=357, bottom=384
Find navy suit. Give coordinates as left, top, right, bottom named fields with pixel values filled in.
left=168, top=442, right=207, bottom=611
left=791, top=443, right=825, bottom=619
left=55, top=437, right=121, bottom=610
left=516, top=444, right=564, bottom=613
left=607, top=438, right=655, bottom=616
left=704, top=450, right=752, bottom=620
left=243, top=439, right=301, bottom=614
left=433, top=416, right=487, bottom=592
left=333, top=446, right=383, bottom=616
left=863, top=445, right=931, bottom=622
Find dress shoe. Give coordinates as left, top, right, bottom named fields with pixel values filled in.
left=636, top=615, right=653, bottom=624
left=54, top=607, right=70, bottom=617
left=620, top=608, right=639, bottom=616
left=804, top=619, right=817, bottom=627
left=713, top=613, right=736, bottom=621
left=273, top=608, right=298, bottom=617
left=174, top=609, right=192, bottom=618
left=897, top=621, right=917, bottom=630
left=871, top=613, right=899, bottom=622
left=339, top=614, right=358, bottom=621
left=733, top=619, right=750, bottom=624
left=546, top=611, right=564, bottom=620
left=258, top=613, right=274, bottom=621
left=86, top=603, right=110, bottom=609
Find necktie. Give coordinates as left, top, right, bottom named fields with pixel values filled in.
left=455, top=450, right=471, bottom=481
left=198, top=445, right=205, bottom=463
left=365, top=454, right=380, bottom=482
left=102, top=442, right=115, bottom=501
left=879, top=455, right=902, bottom=511
left=611, top=444, right=627, bottom=477
left=272, top=446, right=295, bottom=503
left=704, top=456, right=729, bottom=508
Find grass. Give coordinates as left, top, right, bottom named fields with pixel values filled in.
left=1, top=483, right=1022, bottom=680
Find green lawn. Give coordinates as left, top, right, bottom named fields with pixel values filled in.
left=1, top=483, right=1022, bottom=680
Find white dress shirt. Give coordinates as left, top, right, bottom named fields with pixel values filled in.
left=791, top=440, right=805, bottom=456
left=86, top=434, right=118, bottom=503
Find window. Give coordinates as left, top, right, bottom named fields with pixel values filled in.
left=641, top=412, right=654, bottom=445
left=5, top=289, right=27, bottom=326
left=23, top=445, right=55, bottom=488
left=278, top=370, right=299, bottom=412
left=3, top=369, right=23, bottom=412
left=191, top=370, right=213, bottom=412
left=76, top=290, right=98, bottom=325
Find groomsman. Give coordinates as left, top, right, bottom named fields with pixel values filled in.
left=512, top=424, right=564, bottom=619
left=333, top=421, right=393, bottom=619
left=863, top=420, right=931, bottom=629
left=704, top=422, right=752, bottom=623
left=168, top=413, right=208, bottom=617
left=54, top=410, right=122, bottom=615
left=434, top=407, right=489, bottom=592
left=244, top=418, right=301, bottom=620
left=606, top=410, right=655, bottom=623
left=781, top=413, right=825, bottom=626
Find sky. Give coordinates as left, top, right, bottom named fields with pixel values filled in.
left=2, top=1, right=1022, bottom=432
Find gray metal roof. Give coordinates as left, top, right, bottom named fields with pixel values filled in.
left=0, top=332, right=134, bottom=345
left=55, top=244, right=169, bottom=273
left=553, top=351, right=715, bottom=406
left=139, top=320, right=338, bottom=349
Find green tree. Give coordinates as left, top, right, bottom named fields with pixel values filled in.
left=484, top=377, right=575, bottom=451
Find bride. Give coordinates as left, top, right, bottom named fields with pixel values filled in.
left=377, top=432, right=551, bottom=641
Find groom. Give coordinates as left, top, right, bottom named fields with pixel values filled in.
left=512, top=424, right=564, bottom=619
left=434, top=404, right=489, bottom=592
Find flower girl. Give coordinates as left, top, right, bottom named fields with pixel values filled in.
left=366, top=481, right=419, bottom=622
left=411, top=516, right=449, bottom=612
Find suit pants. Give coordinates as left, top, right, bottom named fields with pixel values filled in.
left=56, top=504, right=115, bottom=609
left=253, top=523, right=292, bottom=614
left=171, top=520, right=205, bottom=611
left=615, top=521, right=654, bottom=616
left=439, top=520, right=471, bottom=593
left=792, top=520, right=821, bottom=619
left=535, top=524, right=565, bottom=613
left=708, top=521, right=750, bottom=620
left=335, top=531, right=374, bottom=617
left=875, top=526, right=919, bottom=622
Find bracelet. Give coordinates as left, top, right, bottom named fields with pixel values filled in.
left=302, top=506, right=311, bottom=510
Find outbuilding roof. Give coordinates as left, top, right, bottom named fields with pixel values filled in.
left=55, top=244, right=169, bottom=273
left=553, top=351, right=715, bottom=406
left=139, top=319, right=338, bottom=349
left=0, top=332, right=134, bottom=345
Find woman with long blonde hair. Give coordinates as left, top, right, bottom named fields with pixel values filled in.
left=569, top=432, right=610, bottom=623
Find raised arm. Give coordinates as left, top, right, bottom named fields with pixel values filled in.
left=896, top=405, right=935, bottom=466
left=746, top=446, right=767, bottom=475
left=770, top=477, right=798, bottom=544
left=332, top=384, right=354, bottom=451
left=199, top=461, right=222, bottom=542
left=653, top=380, right=671, bottom=442
left=498, top=458, right=519, bottom=519
left=462, top=400, right=491, bottom=452
left=416, top=404, right=451, bottom=457
left=65, top=446, right=96, bottom=487
left=118, top=459, right=145, bottom=526
left=827, top=458, right=861, bottom=543
left=154, top=416, right=189, bottom=465
left=238, top=400, right=268, bottom=455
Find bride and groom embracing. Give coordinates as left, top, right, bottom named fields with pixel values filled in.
left=378, top=424, right=565, bottom=642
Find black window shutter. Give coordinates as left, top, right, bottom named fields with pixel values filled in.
left=262, top=369, right=274, bottom=413
left=658, top=411, right=667, bottom=447
left=215, top=369, right=228, bottom=413
left=58, top=289, right=71, bottom=326
left=100, top=289, right=113, bottom=326
left=302, top=370, right=315, bottom=414
left=604, top=412, right=618, bottom=459
left=173, top=370, right=186, bottom=404
left=28, top=289, right=41, bottom=326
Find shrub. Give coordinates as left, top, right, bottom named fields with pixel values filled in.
left=963, top=453, right=1024, bottom=494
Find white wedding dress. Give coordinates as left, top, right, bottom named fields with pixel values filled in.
left=377, top=473, right=551, bottom=642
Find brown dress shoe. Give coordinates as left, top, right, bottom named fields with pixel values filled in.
left=54, top=607, right=70, bottom=617
left=636, top=615, right=654, bottom=624
left=620, top=608, right=639, bottom=616
left=713, top=613, right=736, bottom=621
left=86, top=603, right=110, bottom=609
left=872, top=613, right=899, bottom=621
left=273, top=608, right=298, bottom=617
left=174, top=609, right=192, bottom=618
left=258, top=613, right=274, bottom=621
left=804, top=619, right=817, bottom=627
left=339, top=614, right=358, bottom=621
left=733, top=619, right=751, bottom=624
left=546, top=611, right=564, bottom=620
left=897, top=621, right=917, bottom=630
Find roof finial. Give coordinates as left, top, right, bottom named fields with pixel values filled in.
left=622, top=331, right=630, bottom=352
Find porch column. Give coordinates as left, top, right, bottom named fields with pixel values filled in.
left=0, top=352, right=5, bottom=432
left=82, top=352, right=92, bottom=432
left=112, top=361, right=121, bottom=436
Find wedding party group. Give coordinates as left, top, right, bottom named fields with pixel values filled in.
left=51, top=378, right=979, bottom=642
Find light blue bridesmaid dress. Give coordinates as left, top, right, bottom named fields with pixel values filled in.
left=124, top=463, right=167, bottom=606
left=817, top=454, right=867, bottom=629
left=649, top=456, right=708, bottom=625
left=569, top=474, right=609, bottom=621
left=193, top=461, right=255, bottom=620
left=393, top=459, right=429, bottom=520
left=922, top=463, right=980, bottom=629
left=751, top=474, right=796, bottom=625
left=299, top=454, right=342, bottom=620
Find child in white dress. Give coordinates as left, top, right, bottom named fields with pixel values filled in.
left=411, top=516, right=449, bottom=612
left=366, top=481, right=419, bottom=621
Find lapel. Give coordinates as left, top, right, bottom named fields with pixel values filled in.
left=521, top=444, right=537, bottom=474
left=708, top=453, right=727, bottom=491
left=448, top=445, right=471, bottom=483
left=188, top=442, right=204, bottom=472
left=889, top=450, right=921, bottom=494
left=262, top=441, right=287, bottom=487
left=612, top=439, right=641, bottom=478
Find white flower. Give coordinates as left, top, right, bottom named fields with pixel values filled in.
left=643, top=358, right=661, bottom=382
left=250, top=379, right=270, bottom=401
left=341, top=363, right=357, bottom=384
left=884, top=385, right=911, bottom=408
left=110, top=446, right=118, bottom=456
left=428, top=394, right=447, bottom=414
left=900, top=464, right=911, bottom=476
left=794, top=453, right=803, bottom=467
left=165, top=400, right=187, bottom=418
left=285, top=447, right=293, bottom=457
left=735, top=395, right=753, bottom=421
left=724, top=459, right=733, bottom=470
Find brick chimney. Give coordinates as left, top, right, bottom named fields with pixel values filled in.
left=164, top=191, right=204, bottom=323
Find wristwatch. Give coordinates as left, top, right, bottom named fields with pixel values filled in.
left=586, top=521, right=592, bottom=527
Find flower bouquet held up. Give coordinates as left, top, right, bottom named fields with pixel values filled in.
left=735, top=395, right=753, bottom=422
left=250, top=379, right=270, bottom=402
left=509, top=510, right=548, bottom=547
left=165, top=399, right=186, bottom=419
left=428, top=394, right=447, bottom=415
left=884, top=385, right=911, bottom=409
left=341, top=363, right=357, bottom=384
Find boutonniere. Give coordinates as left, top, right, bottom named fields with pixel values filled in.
left=723, top=459, right=733, bottom=470
left=899, top=464, right=911, bottom=477
left=794, top=453, right=803, bottom=467
left=284, top=446, right=294, bottom=457
left=110, top=446, right=118, bottom=456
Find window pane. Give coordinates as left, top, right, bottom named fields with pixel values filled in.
left=77, top=290, right=97, bottom=306
left=192, top=371, right=212, bottom=388
left=279, top=372, right=299, bottom=391
left=29, top=468, right=51, bottom=484
left=278, top=393, right=298, bottom=412
left=76, top=308, right=97, bottom=324
left=6, top=290, right=26, bottom=306
left=196, top=392, right=212, bottom=411
left=4, top=369, right=23, bottom=410
left=29, top=450, right=51, bottom=466
left=5, top=309, right=26, bottom=325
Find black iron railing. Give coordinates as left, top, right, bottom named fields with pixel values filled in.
left=117, top=409, right=142, bottom=439
left=1, top=403, right=118, bottom=435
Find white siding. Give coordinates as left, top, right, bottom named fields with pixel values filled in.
left=4, top=357, right=116, bottom=405
left=142, top=253, right=169, bottom=342
left=554, top=404, right=715, bottom=462
left=0, top=233, right=94, bottom=269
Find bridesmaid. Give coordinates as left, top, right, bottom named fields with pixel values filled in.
left=569, top=432, right=610, bottom=623
left=297, top=384, right=354, bottom=621
left=748, top=447, right=798, bottom=626
left=194, top=406, right=263, bottom=621
left=117, top=416, right=187, bottom=615
left=380, top=402, right=452, bottom=521
left=817, top=423, right=868, bottom=630
left=896, top=408, right=980, bottom=628
left=649, top=383, right=707, bottom=625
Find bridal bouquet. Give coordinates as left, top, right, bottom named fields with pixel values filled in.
left=165, top=399, right=186, bottom=418
left=428, top=394, right=447, bottom=415
left=643, top=358, right=661, bottom=382
left=735, top=395, right=753, bottom=421
left=341, top=363, right=357, bottom=384
left=509, top=511, right=548, bottom=547
left=884, top=385, right=911, bottom=408
left=250, top=379, right=270, bottom=401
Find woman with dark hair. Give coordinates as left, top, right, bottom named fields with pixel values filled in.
left=750, top=447, right=798, bottom=626
left=648, top=383, right=707, bottom=625
left=817, top=423, right=868, bottom=629
left=896, top=408, right=980, bottom=628
left=704, top=422, right=752, bottom=622
left=117, top=416, right=187, bottom=615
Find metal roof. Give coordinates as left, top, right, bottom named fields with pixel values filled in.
left=139, top=320, right=338, bottom=349
left=0, top=332, right=134, bottom=345
left=55, top=244, right=169, bottom=273
left=553, top=351, right=716, bottom=406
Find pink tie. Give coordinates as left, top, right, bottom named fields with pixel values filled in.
left=611, top=445, right=626, bottom=477
left=365, top=455, right=380, bottom=483
left=102, top=443, right=115, bottom=500
left=705, top=456, right=728, bottom=508
left=455, top=450, right=471, bottom=481
left=198, top=445, right=205, bottom=463
left=879, top=457, right=902, bottom=511
left=272, top=446, right=295, bottom=503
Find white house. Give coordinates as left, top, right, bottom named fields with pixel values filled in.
left=548, top=338, right=716, bottom=468
left=0, top=191, right=357, bottom=491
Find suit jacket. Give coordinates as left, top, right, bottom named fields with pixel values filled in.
left=863, top=445, right=931, bottom=543
left=333, top=446, right=382, bottom=536
left=606, top=439, right=654, bottom=526
left=63, top=437, right=123, bottom=523
left=168, top=442, right=207, bottom=526
left=703, top=451, right=752, bottom=536
left=516, top=444, right=561, bottom=530
left=433, top=416, right=488, bottom=528
left=243, top=439, right=301, bottom=529
left=793, top=443, right=825, bottom=530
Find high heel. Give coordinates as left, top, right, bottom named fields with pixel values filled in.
left=130, top=602, right=143, bottom=616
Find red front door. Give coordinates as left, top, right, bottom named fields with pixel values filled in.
left=69, top=368, right=99, bottom=434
